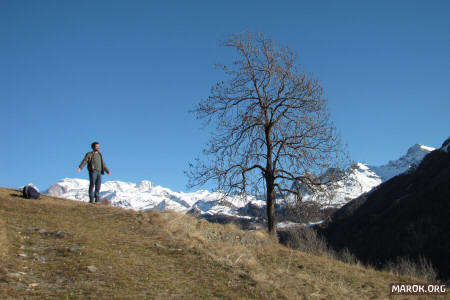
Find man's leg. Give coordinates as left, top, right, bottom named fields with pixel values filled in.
left=88, top=171, right=95, bottom=203
left=94, top=172, right=102, bottom=202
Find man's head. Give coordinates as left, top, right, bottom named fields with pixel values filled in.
left=91, top=142, right=100, bottom=151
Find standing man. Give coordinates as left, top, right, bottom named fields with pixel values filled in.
left=78, top=142, right=111, bottom=203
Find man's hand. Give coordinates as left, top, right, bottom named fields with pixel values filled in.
left=77, top=168, right=81, bottom=173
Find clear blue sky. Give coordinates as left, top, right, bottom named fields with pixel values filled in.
left=1, top=0, right=449, bottom=192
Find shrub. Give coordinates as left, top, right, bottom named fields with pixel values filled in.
left=385, top=255, right=437, bottom=282
left=282, top=226, right=329, bottom=255
left=336, top=247, right=358, bottom=265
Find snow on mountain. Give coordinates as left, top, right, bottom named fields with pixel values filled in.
left=310, top=163, right=383, bottom=207
left=45, top=178, right=263, bottom=216
left=45, top=143, right=435, bottom=218
left=300, top=144, right=435, bottom=207
left=440, top=137, right=450, bottom=153
left=369, top=144, right=435, bottom=181
left=335, top=144, right=435, bottom=205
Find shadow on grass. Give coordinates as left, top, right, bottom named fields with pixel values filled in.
left=10, top=193, right=23, bottom=198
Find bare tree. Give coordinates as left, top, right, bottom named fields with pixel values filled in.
left=188, top=32, right=348, bottom=235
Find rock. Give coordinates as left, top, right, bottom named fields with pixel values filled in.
left=153, top=242, right=182, bottom=252
left=153, top=242, right=168, bottom=250
left=68, top=245, right=84, bottom=252
left=87, top=265, right=97, bottom=272
left=7, top=225, right=21, bottom=230
left=15, top=282, right=27, bottom=289
left=18, top=253, right=27, bottom=258
left=37, top=257, right=46, bottom=263
left=26, top=226, right=36, bottom=231
left=29, top=283, right=39, bottom=288
left=6, top=273, right=21, bottom=279
left=38, top=228, right=48, bottom=234
left=54, top=230, right=68, bottom=238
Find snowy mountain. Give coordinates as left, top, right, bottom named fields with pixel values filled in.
left=304, top=162, right=383, bottom=207
left=309, top=144, right=436, bottom=207
left=369, top=144, right=435, bottom=181
left=45, top=178, right=265, bottom=217
left=45, top=143, right=435, bottom=220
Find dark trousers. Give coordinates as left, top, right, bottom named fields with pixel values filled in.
left=88, top=171, right=102, bottom=203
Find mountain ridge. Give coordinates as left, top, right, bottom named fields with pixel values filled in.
left=319, top=138, right=450, bottom=281
left=45, top=143, right=435, bottom=222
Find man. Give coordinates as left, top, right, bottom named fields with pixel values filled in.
left=78, top=142, right=111, bottom=203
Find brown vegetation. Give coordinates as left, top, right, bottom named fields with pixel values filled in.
left=280, top=226, right=439, bottom=284
left=0, top=187, right=435, bottom=299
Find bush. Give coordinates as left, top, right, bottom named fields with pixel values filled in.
left=281, top=227, right=438, bottom=282
left=385, top=255, right=437, bottom=282
left=282, top=226, right=330, bottom=255
left=280, top=227, right=364, bottom=267
left=336, top=247, right=358, bottom=265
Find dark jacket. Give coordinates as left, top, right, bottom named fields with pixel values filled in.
left=79, top=151, right=110, bottom=175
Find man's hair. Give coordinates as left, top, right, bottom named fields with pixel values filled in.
left=91, top=142, right=99, bottom=150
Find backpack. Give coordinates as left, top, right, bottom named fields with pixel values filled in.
left=23, top=184, right=40, bottom=199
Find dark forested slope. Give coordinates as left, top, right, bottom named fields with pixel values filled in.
left=321, top=138, right=450, bottom=280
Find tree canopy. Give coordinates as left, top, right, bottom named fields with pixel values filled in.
left=188, top=32, right=348, bottom=233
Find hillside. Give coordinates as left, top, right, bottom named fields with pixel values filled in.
left=0, top=187, right=437, bottom=299
left=321, top=138, right=450, bottom=281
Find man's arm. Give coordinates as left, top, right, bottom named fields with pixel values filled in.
left=78, top=153, right=90, bottom=172
left=102, top=158, right=111, bottom=175
left=99, top=153, right=110, bottom=175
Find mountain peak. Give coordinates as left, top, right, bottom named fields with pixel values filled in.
left=370, top=143, right=434, bottom=181
left=137, top=180, right=154, bottom=190
left=406, top=144, right=435, bottom=156
left=441, top=137, right=450, bottom=152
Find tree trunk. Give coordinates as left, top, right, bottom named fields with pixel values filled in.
left=266, top=175, right=276, bottom=235
left=264, top=122, right=277, bottom=235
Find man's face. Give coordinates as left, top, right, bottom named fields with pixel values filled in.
left=94, top=144, right=100, bottom=151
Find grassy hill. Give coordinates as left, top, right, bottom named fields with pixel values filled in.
left=0, top=187, right=438, bottom=299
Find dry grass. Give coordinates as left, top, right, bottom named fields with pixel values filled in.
left=281, top=226, right=441, bottom=284
left=385, top=256, right=438, bottom=283
left=0, top=187, right=443, bottom=299
left=0, top=218, right=7, bottom=259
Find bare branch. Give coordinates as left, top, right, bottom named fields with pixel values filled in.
left=188, top=31, right=349, bottom=233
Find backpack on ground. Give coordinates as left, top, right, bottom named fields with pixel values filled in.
left=22, top=184, right=40, bottom=199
